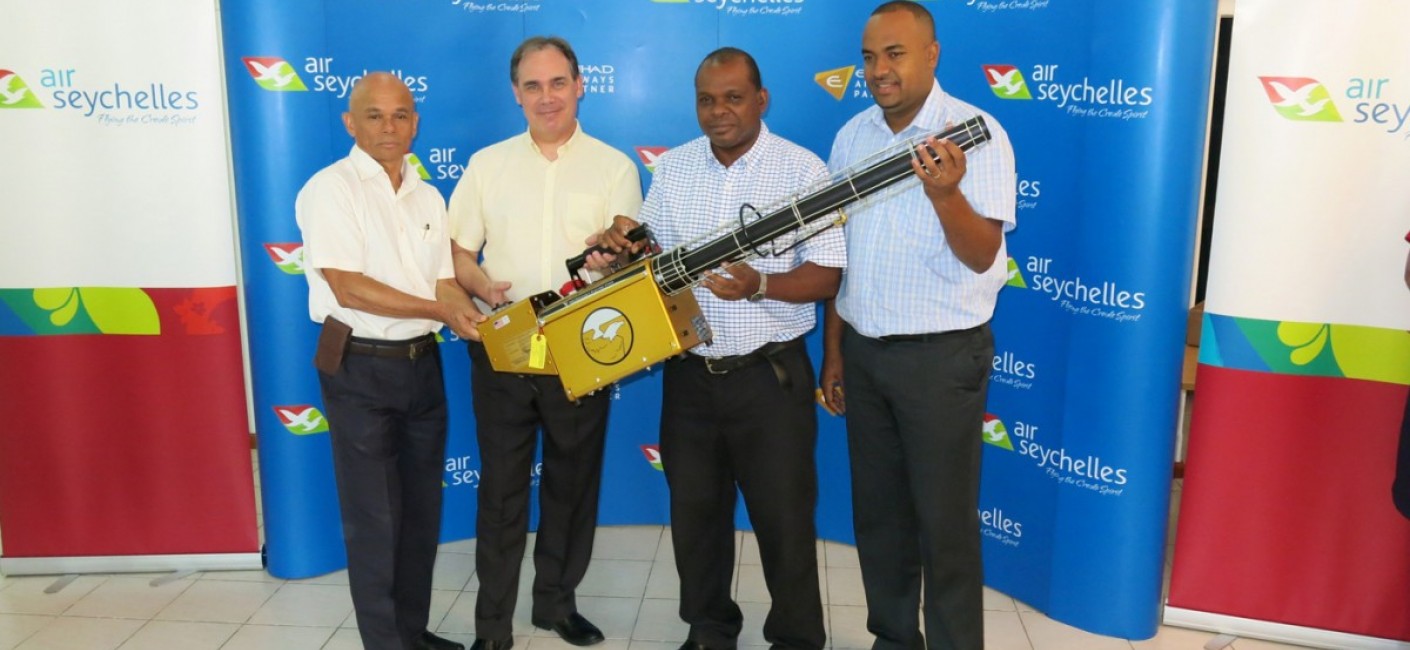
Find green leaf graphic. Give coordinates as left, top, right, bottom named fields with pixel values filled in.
left=33, top=288, right=80, bottom=326
left=1276, top=321, right=1328, bottom=366
left=1329, top=324, right=1410, bottom=385
left=80, top=288, right=160, bottom=334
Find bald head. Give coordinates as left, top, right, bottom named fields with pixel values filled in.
left=342, top=72, right=419, bottom=172
left=347, top=72, right=414, bottom=113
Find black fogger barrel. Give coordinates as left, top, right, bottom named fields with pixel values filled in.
left=651, top=115, right=991, bottom=294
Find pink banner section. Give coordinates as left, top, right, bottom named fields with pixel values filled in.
left=1169, top=365, right=1410, bottom=642
left=0, top=287, right=257, bottom=558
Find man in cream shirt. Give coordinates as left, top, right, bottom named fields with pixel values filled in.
left=447, top=36, right=642, bottom=650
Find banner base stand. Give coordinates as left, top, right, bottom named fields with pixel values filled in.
left=1164, top=606, right=1410, bottom=649
left=1, top=553, right=262, bottom=576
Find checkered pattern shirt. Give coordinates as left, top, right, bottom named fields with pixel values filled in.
left=640, top=123, right=846, bottom=358
left=829, top=80, right=1016, bottom=337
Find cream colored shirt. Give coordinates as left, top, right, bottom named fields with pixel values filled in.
left=296, top=146, right=453, bottom=340
left=448, top=124, right=642, bottom=303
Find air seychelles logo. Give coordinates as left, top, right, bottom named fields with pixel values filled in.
left=978, top=505, right=1023, bottom=548
left=264, top=243, right=306, bottom=275
left=0, top=70, right=43, bottom=108
left=985, top=412, right=1129, bottom=496
left=1016, top=176, right=1040, bottom=210
left=273, top=405, right=329, bottom=435
left=446, top=455, right=480, bottom=487
left=3, top=67, right=200, bottom=123
left=982, top=65, right=1030, bottom=100
left=991, top=349, right=1036, bottom=390
left=1261, top=74, right=1410, bottom=138
left=635, top=147, right=667, bottom=174
left=982, top=414, right=1014, bottom=450
left=1258, top=77, right=1342, bottom=122
left=983, top=63, right=1154, bottom=120
left=1022, top=255, right=1147, bottom=323
left=241, top=57, right=307, bottom=91
left=406, top=154, right=433, bottom=181
left=415, top=147, right=468, bottom=181
left=244, top=56, right=429, bottom=101
left=641, top=445, right=664, bottom=471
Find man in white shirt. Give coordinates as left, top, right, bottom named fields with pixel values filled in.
left=820, top=3, right=1017, bottom=649
left=295, top=72, right=478, bottom=650
left=447, top=36, right=643, bottom=650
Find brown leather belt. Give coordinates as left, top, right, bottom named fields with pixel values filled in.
left=686, top=337, right=803, bottom=376
left=347, top=334, right=437, bottom=360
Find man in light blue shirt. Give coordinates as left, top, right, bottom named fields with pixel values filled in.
left=819, top=3, right=1016, bottom=650
left=600, top=47, right=844, bottom=650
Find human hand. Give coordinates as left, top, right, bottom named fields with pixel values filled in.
left=910, top=136, right=967, bottom=199
left=817, top=353, right=845, bottom=415
left=702, top=262, right=759, bottom=301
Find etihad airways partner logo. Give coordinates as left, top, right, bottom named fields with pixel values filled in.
left=813, top=65, right=870, bottom=101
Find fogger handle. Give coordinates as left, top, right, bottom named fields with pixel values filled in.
left=564, top=225, right=654, bottom=287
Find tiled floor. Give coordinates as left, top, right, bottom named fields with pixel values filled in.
left=0, top=524, right=1319, bottom=650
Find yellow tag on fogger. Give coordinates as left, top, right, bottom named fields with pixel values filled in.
left=529, top=332, right=548, bottom=370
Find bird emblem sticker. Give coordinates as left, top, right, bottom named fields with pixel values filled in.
left=581, top=308, right=633, bottom=365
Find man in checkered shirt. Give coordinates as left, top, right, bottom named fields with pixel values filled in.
left=598, top=47, right=845, bottom=650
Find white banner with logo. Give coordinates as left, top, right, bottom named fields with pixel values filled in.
left=1167, top=0, right=1410, bottom=646
left=0, top=0, right=258, bottom=572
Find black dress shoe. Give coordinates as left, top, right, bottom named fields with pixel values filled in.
left=467, top=637, right=512, bottom=650
left=416, top=631, right=466, bottom=650
left=532, top=612, right=605, bottom=646
left=678, top=641, right=732, bottom=650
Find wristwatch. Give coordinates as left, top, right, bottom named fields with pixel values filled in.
left=747, top=273, right=768, bottom=302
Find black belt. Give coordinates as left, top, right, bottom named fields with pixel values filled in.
left=686, top=337, right=803, bottom=375
left=878, top=323, right=985, bottom=343
left=348, top=334, right=437, bottom=360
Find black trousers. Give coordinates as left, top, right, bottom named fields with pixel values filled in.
left=661, top=341, right=825, bottom=650
left=468, top=342, right=610, bottom=640
left=841, top=323, right=992, bottom=650
left=318, top=344, right=448, bottom=650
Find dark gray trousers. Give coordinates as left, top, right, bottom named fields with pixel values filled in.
left=842, top=323, right=992, bottom=650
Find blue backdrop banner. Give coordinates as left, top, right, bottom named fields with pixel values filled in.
left=220, top=0, right=1215, bottom=639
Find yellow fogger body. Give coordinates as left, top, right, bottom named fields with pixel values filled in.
left=475, top=258, right=713, bottom=401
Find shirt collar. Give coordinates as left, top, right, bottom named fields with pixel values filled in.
left=348, top=145, right=419, bottom=191
left=867, top=78, right=948, bottom=137
left=526, top=121, right=583, bottom=158
left=704, top=121, right=772, bottom=171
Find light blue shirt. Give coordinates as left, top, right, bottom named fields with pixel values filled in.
left=640, top=123, right=847, bottom=357
left=829, top=79, right=1016, bottom=336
